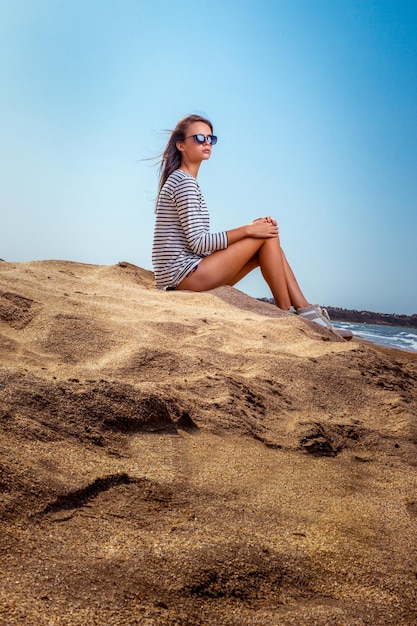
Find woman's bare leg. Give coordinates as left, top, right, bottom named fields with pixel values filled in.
left=226, top=254, right=259, bottom=285
left=225, top=245, right=310, bottom=309
left=256, top=237, right=293, bottom=308
left=177, top=234, right=352, bottom=338
left=281, top=249, right=309, bottom=309
left=177, top=237, right=266, bottom=291
left=177, top=236, right=297, bottom=309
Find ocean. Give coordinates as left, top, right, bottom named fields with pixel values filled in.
left=332, top=321, right=417, bottom=353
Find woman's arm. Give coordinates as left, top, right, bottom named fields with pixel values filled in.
left=226, top=218, right=278, bottom=245
left=174, top=178, right=228, bottom=255
left=174, top=176, right=278, bottom=251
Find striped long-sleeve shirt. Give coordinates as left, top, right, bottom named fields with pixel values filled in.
left=152, top=169, right=228, bottom=289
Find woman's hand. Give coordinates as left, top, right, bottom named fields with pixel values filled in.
left=225, top=217, right=279, bottom=245
left=253, top=216, right=277, bottom=226
left=249, top=216, right=279, bottom=238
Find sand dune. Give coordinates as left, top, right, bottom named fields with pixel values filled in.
left=1, top=259, right=416, bottom=625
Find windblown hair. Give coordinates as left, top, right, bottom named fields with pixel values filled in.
left=157, top=114, right=213, bottom=198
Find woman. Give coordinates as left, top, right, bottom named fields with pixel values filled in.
left=152, top=114, right=351, bottom=339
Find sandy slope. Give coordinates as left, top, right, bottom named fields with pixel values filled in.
left=0, top=259, right=416, bottom=625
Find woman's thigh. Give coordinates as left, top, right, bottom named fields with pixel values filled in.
left=177, top=238, right=265, bottom=291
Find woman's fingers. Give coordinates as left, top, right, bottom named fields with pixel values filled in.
left=250, top=220, right=278, bottom=238
left=253, top=215, right=277, bottom=224
left=254, top=216, right=278, bottom=225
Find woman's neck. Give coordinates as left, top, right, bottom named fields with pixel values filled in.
left=180, top=160, right=200, bottom=179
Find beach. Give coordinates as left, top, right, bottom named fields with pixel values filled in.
left=1, top=259, right=416, bottom=625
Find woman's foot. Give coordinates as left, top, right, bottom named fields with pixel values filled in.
left=296, top=304, right=332, bottom=328
left=296, top=304, right=353, bottom=340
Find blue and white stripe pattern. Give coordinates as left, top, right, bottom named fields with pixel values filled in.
left=152, top=170, right=228, bottom=289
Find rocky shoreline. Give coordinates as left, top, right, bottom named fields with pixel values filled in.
left=325, top=307, right=417, bottom=328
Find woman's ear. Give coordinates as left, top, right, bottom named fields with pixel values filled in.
left=176, top=141, right=185, bottom=152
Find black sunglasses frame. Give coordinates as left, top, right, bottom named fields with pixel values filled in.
left=185, top=134, right=217, bottom=145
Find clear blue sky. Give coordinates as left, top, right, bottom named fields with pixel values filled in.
left=1, top=0, right=416, bottom=314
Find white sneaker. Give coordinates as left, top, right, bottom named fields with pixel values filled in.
left=296, top=304, right=332, bottom=328
left=296, top=304, right=353, bottom=340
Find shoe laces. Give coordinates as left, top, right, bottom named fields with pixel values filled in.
left=315, top=305, right=331, bottom=321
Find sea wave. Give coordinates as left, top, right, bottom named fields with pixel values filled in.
left=332, top=321, right=417, bottom=353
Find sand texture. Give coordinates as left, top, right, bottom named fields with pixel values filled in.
left=1, top=259, right=416, bottom=625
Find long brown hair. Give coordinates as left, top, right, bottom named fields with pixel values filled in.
left=157, top=114, right=213, bottom=198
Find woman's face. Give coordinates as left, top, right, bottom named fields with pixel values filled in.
left=176, top=121, right=214, bottom=164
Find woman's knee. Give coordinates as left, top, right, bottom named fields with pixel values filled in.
left=260, top=235, right=282, bottom=253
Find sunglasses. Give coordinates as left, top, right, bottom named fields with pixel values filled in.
left=185, top=134, right=218, bottom=145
